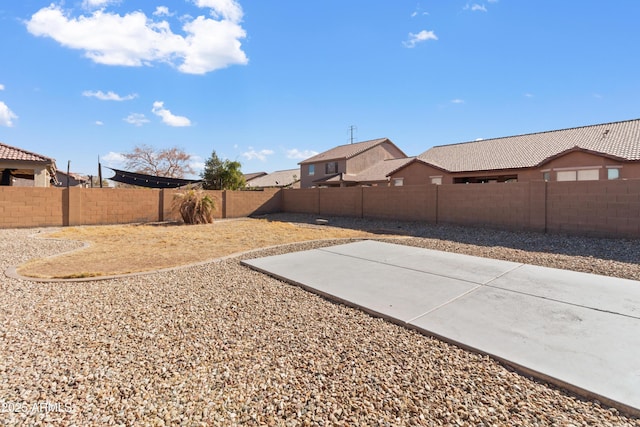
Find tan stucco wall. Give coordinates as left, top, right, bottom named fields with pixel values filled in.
left=345, top=143, right=406, bottom=175
left=389, top=162, right=450, bottom=185
left=300, top=142, right=406, bottom=188
left=0, top=160, right=52, bottom=187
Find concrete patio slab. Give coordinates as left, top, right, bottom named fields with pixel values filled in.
left=241, top=240, right=640, bottom=416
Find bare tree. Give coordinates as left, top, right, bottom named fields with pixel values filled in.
left=122, top=144, right=195, bottom=178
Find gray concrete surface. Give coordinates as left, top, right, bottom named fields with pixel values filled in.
left=241, top=240, right=640, bottom=415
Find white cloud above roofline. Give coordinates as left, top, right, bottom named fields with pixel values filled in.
left=26, top=2, right=248, bottom=75
left=286, top=148, right=319, bottom=160
left=0, top=101, right=18, bottom=127
left=242, top=148, right=275, bottom=162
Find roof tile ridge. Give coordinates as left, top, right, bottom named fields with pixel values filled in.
left=0, top=141, right=54, bottom=161
left=428, top=117, right=640, bottom=149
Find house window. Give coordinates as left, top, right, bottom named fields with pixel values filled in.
left=607, top=168, right=620, bottom=180
left=308, top=165, right=315, bottom=176
left=556, top=171, right=577, bottom=181
left=325, top=162, right=338, bottom=174
left=577, top=169, right=599, bottom=181
left=542, top=171, right=550, bottom=181
left=430, top=176, right=442, bottom=185
left=393, top=178, right=404, bottom=186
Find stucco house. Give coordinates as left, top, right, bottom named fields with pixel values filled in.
left=299, top=138, right=408, bottom=188
left=388, top=118, right=640, bottom=185
left=55, top=170, right=90, bottom=187
left=246, top=168, right=300, bottom=189
left=0, top=142, right=57, bottom=187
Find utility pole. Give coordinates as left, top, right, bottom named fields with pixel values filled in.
left=348, top=125, right=357, bottom=144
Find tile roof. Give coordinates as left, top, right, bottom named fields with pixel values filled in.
left=0, top=142, right=55, bottom=163
left=418, top=118, right=640, bottom=172
left=246, top=168, right=300, bottom=188
left=299, top=138, right=402, bottom=164
left=244, top=172, right=267, bottom=182
left=350, top=157, right=415, bottom=182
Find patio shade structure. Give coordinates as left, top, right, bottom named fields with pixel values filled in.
left=106, top=167, right=202, bottom=188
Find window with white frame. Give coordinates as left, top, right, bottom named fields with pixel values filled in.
left=430, top=176, right=442, bottom=185
left=308, top=164, right=315, bottom=176
left=393, top=178, right=404, bottom=186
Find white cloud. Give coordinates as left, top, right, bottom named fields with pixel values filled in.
left=83, top=90, right=137, bottom=101
left=242, top=148, right=274, bottom=162
left=101, top=151, right=126, bottom=167
left=403, top=30, right=438, bottom=48
left=0, top=84, right=4, bottom=91
left=189, top=155, right=205, bottom=173
left=464, top=3, right=488, bottom=12
left=194, top=0, right=244, bottom=23
left=95, top=120, right=104, bottom=126
left=153, top=6, right=173, bottom=17
left=26, top=2, right=248, bottom=75
left=451, top=99, right=465, bottom=104
left=524, top=93, right=534, bottom=98
left=286, top=149, right=318, bottom=160
left=82, top=0, right=120, bottom=9
left=124, top=113, right=150, bottom=126
left=0, top=101, right=18, bottom=127
left=151, top=101, right=191, bottom=127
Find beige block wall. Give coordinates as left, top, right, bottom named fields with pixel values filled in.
left=319, top=187, right=363, bottom=217
left=3, top=182, right=640, bottom=239
left=282, top=189, right=320, bottom=214
left=363, top=185, right=437, bottom=222
left=546, top=180, right=640, bottom=237
left=225, top=189, right=282, bottom=218
left=0, top=187, right=64, bottom=227
left=437, top=182, right=533, bottom=230
left=66, top=188, right=162, bottom=226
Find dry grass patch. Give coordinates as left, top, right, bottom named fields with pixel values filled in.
left=17, top=219, right=391, bottom=279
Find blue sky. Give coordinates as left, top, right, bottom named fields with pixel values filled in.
left=1, top=1, right=639, bottom=178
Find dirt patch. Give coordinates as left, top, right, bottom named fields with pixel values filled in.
left=16, top=218, right=396, bottom=279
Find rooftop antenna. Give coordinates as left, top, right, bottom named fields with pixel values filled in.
left=348, top=125, right=358, bottom=144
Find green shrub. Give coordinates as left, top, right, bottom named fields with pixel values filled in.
left=172, top=190, right=215, bottom=224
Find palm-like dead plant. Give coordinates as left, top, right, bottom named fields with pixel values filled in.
left=172, top=190, right=215, bottom=224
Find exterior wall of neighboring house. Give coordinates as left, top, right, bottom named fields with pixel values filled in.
left=388, top=161, right=451, bottom=186
left=537, top=150, right=639, bottom=181
left=56, top=172, right=89, bottom=187
left=389, top=150, right=640, bottom=185
left=301, top=142, right=407, bottom=188
left=345, top=143, right=406, bottom=175
left=0, top=161, right=53, bottom=187
left=300, top=160, right=347, bottom=188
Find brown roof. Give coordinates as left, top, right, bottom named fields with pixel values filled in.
left=300, top=138, right=405, bottom=164
left=351, top=157, right=415, bottom=182
left=244, top=171, right=268, bottom=182
left=418, top=118, right=640, bottom=172
left=246, top=168, right=300, bottom=188
left=0, top=142, right=55, bottom=163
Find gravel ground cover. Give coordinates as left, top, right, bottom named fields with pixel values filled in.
left=1, top=215, right=639, bottom=426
